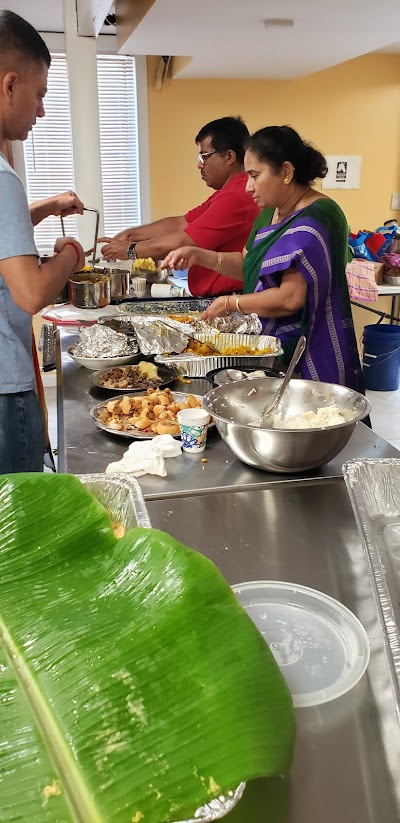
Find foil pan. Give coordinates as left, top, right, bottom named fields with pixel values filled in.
left=189, top=333, right=282, bottom=355
left=155, top=353, right=280, bottom=377
left=73, top=324, right=138, bottom=358
left=78, top=473, right=151, bottom=529
left=343, top=458, right=400, bottom=692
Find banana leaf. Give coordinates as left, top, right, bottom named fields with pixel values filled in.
left=0, top=474, right=295, bottom=822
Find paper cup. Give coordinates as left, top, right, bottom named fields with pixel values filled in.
left=177, top=408, right=210, bottom=453
left=151, top=283, right=186, bottom=298
left=131, top=276, right=147, bottom=298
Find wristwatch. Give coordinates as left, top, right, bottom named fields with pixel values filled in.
left=127, top=242, right=137, bottom=261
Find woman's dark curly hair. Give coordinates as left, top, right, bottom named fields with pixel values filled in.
left=246, top=125, right=328, bottom=186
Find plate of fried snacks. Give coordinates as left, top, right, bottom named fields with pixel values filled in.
left=89, top=361, right=176, bottom=393
left=90, top=388, right=213, bottom=439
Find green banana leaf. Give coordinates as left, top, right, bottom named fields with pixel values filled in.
left=0, top=474, right=295, bottom=822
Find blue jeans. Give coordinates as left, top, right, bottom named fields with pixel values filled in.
left=0, top=391, right=45, bottom=473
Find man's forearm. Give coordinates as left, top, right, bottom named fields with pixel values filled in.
left=29, top=197, right=56, bottom=226
left=135, top=229, right=195, bottom=260
left=126, top=216, right=186, bottom=242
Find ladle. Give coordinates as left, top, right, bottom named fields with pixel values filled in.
left=260, top=335, right=306, bottom=425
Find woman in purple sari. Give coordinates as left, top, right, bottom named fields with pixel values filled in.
left=162, top=126, right=363, bottom=392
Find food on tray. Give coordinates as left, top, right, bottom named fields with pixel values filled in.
left=168, top=314, right=200, bottom=324
left=219, top=345, right=274, bottom=356
left=183, top=340, right=222, bottom=356
left=182, top=340, right=275, bottom=357
left=272, top=405, right=357, bottom=430
left=132, top=256, right=157, bottom=273
left=97, top=362, right=162, bottom=390
left=96, top=388, right=202, bottom=434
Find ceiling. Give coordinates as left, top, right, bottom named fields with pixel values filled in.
left=2, top=0, right=400, bottom=78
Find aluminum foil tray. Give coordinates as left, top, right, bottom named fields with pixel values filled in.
left=155, top=333, right=283, bottom=377
left=343, top=458, right=400, bottom=691
left=118, top=299, right=213, bottom=315
left=77, top=473, right=151, bottom=530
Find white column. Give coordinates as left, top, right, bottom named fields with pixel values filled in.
left=64, top=0, right=104, bottom=251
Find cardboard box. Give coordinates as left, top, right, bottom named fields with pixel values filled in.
left=372, top=262, right=384, bottom=284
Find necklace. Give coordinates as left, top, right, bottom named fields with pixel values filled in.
left=276, top=186, right=311, bottom=221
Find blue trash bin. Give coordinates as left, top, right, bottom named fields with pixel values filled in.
left=362, top=323, right=400, bottom=391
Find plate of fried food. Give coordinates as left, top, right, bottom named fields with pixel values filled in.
left=90, top=388, right=213, bottom=439
left=89, top=361, right=176, bottom=393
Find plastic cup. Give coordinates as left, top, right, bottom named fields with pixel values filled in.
left=177, top=408, right=210, bottom=453
left=151, top=283, right=186, bottom=298
left=131, top=276, right=147, bottom=298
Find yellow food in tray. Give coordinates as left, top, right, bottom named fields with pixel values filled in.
left=132, top=257, right=157, bottom=273
left=96, top=388, right=201, bottom=435
left=219, top=345, right=274, bottom=356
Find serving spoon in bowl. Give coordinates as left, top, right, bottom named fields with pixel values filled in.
left=260, top=335, right=306, bottom=426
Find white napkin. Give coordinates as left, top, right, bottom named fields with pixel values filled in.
left=105, top=435, right=182, bottom=477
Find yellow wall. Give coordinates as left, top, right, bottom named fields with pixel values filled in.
left=147, top=53, right=400, bottom=338
left=147, top=53, right=400, bottom=232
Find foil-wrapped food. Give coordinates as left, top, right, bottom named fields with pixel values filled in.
left=130, top=316, right=194, bottom=356
left=72, top=325, right=138, bottom=358
left=128, top=313, right=262, bottom=356
left=168, top=312, right=262, bottom=334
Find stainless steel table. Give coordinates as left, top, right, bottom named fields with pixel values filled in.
left=147, top=480, right=400, bottom=823
left=56, top=329, right=400, bottom=822
left=57, top=330, right=399, bottom=494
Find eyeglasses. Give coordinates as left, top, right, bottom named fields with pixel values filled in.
left=197, top=150, right=225, bottom=165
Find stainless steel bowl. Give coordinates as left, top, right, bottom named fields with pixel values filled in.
left=202, top=378, right=371, bottom=474
left=69, top=272, right=111, bottom=309
left=108, top=268, right=130, bottom=301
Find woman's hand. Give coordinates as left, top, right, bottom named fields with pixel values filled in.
left=99, top=237, right=130, bottom=261
left=202, top=295, right=233, bottom=320
left=161, top=246, right=204, bottom=270
left=53, top=236, right=85, bottom=273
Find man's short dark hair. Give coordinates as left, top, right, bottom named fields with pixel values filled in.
left=195, top=116, right=250, bottom=164
left=0, top=10, right=51, bottom=69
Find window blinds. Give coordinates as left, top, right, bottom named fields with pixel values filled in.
left=23, top=55, right=77, bottom=254
left=23, top=53, right=140, bottom=253
left=97, top=54, right=141, bottom=237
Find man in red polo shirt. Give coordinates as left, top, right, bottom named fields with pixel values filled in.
left=100, top=116, right=259, bottom=297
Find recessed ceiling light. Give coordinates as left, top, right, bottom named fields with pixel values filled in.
left=263, top=18, right=295, bottom=28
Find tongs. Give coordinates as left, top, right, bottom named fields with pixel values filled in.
left=60, top=207, right=100, bottom=267
left=260, top=335, right=306, bottom=426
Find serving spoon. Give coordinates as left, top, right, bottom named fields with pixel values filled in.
left=260, top=335, right=306, bottom=426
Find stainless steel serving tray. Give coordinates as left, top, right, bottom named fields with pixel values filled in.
left=343, top=458, right=400, bottom=695
left=78, top=473, right=151, bottom=529
left=118, top=298, right=213, bottom=314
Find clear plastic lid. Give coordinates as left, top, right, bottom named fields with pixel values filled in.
left=232, top=581, right=370, bottom=708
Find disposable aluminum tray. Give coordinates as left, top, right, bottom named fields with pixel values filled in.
left=343, top=458, right=400, bottom=693
left=77, top=473, right=151, bottom=530
left=118, top=298, right=213, bottom=315
left=155, top=333, right=283, bottom=377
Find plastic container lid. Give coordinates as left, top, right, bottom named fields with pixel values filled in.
left=232, top=581, right=370, bottom=708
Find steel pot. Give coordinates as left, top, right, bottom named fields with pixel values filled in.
left=69, top=272, right=111, bottom=309
left=108, top=268, right=130, bottom=301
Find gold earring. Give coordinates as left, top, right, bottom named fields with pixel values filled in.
left=284, top=178, right=289, bottom=184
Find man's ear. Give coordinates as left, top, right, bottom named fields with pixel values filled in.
left=225, top=149, right=237, bottom=166
left=2, top=72, right=19, bottom=103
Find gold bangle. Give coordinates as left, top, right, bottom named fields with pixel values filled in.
left=235, top=296, right=242, bottom=313
left=215, top=252, right=223, bottom=270
left=224, top=296, right=230, bottom=316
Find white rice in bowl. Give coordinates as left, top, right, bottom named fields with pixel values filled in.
left=272, top=405, right=357, bottom=430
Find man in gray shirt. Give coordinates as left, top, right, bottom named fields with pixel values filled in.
left=0, top=10, right=85, bottom=473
